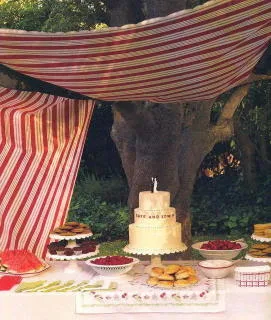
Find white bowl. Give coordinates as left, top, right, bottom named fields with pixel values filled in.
left=86, top=256, right=140, bottom=276
left=198, top=260, right=234, bottom=278
left=192, top=241, right=247, bottom=260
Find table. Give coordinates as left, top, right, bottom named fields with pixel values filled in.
left=0, top=261, right=270, bottom=320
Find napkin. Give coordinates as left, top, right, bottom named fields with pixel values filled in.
left=0, top=275, right=22, bottom=291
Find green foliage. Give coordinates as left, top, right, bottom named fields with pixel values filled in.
left=0, top=0, right=108, bottom=32
left=191, top=173, right=271, bottom=237
left=68, top=174, right=129, bottom=242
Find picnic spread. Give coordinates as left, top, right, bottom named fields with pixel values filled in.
left=0, top=188, right=270, bottom=320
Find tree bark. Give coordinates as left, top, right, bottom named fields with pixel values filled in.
left=108, top=1, right=269, bottom=247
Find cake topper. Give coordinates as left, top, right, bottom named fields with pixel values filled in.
left=151, top=177, right=158, bottom=193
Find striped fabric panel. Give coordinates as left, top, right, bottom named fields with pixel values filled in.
left=0, top=87, right=94, bottom=258
left=0, top=0, right=270, bottom=102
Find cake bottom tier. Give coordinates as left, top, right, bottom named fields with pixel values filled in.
left=124, top=222, right=187, bottom=255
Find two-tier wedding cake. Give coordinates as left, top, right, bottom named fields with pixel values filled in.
left=124, top=190, right=187, bottom=255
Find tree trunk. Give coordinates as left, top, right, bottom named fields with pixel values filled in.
left=109, top=0, right=250, bottom=246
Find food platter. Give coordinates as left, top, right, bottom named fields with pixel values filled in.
left=0, top=260, right=50, bottom=278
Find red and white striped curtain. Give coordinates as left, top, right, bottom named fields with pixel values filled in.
left=0, top=88, right=94, bottom=257
left=0, top=0, right=270, bottom=102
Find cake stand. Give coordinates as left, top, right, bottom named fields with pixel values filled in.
left=123, top=244, right=187, bottom=274
left=47, top=232, right=99, bottom=273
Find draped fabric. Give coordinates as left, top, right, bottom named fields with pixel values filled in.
left=0, top=87, right=94, bottom=258
left=0, top=0, right=270, bottom=103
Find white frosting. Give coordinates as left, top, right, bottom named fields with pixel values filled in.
left=139, top=191, right=170, bottom=210
left=128, top=222, right=183, bottom=251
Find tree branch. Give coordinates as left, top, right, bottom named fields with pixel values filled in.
left=217, top=84, right=251, bottom=126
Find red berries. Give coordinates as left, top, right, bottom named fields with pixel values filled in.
left=91, top=256, right=133, bottom=265
left=200, top=240, right=242, bottom=250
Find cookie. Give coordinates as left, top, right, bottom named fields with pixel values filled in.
left=251, top=243, right=270, bottom=249
left=262, top=247, right=271, bottom=254
left=249, top=251, right=267, bottom=257
left=52, top=228, right=62, bottom=234
left=59, top=225, right=74, bottom=230
left=65, top=221, right=80, bottom=227
left=71, top=228, right=85, bottom=233
left=79, top=223, right=89, bottom=228
left=59, top=231, right=76, bottom=236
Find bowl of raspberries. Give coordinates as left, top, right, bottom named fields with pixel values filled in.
left=192, top=240, right=248, bottom=260
left=86, top=255, right=140, bottom=276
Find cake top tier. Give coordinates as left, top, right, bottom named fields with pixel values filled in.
left=139, top=191, right=170, bottom=210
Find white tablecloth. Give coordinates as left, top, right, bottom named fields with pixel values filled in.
left=0, top=261, right=270, bottom=320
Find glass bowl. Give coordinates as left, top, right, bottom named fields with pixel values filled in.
left=192, top=240, right=247, bottom=260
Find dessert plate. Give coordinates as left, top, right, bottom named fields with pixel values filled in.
left=0, top=260, right=50, bottom=278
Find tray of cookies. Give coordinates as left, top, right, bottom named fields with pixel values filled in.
left=252, top=223, right=271, bottom=242
left=146, top=264, right=199, bottom=289
left=245, top=243, right=271, bottom=262
left=50, top=221, right=93, bottom=240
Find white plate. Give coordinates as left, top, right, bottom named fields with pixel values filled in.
left=49, top=233, right=93, bottom=240
left=0, top=260, right=50, bottom=278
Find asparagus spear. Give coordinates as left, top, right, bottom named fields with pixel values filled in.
left=28, top=281, right=62, bottom=292
left=15, top=280, right=47, bottom=293
left=43, top=280, right=75, bottom=292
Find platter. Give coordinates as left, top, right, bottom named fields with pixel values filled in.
left=47, top=246, right=99, bottom=261
left=245, top=254, right=271, bottom=263
left=0, top=260, right=50, bottom=278
left=49, top=232, right=93, bottom=241
left=251, top=234, right=271, bottom=242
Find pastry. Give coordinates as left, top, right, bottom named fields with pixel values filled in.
left=157, top=280, right=174, bottom=288
left=150, top=267, right=164, bottom=277
left=175, top=270, right=190, bottom=280
left=164, top=264, right=180, bottom=274
left=181, top=266, right=197, bottom=275
left=264, top=229, right=271, bottom=238
left=147, top=277, right=159, bottom=286
left=158, top=273, right=175, bottom=281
